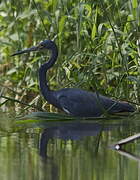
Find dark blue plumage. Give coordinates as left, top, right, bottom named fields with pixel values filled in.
left=12, top=40, right=135, bottom=117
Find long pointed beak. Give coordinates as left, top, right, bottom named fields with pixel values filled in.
left=11, top=46, right=38, bottom=56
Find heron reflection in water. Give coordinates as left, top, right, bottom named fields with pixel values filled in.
left=11, top=40, right=135, bottom=117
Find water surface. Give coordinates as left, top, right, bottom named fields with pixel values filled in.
left=0, top=112, right=140, bottom=180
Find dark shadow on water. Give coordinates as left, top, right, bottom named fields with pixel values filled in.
left=40, top=155, right=59, bottom=180
left=39, top=121, right=114, bottom=180
left=37, top=116, right=138, bottom=180
left=39, top=121, right=119, bottom=158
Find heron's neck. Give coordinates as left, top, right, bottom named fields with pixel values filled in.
left=39, top=46, right=58, bottom=100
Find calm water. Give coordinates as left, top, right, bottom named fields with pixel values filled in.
left=0, top=112, right=140, bottom=180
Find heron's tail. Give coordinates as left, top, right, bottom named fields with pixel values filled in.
left=109, top=101, right=135, bottom=114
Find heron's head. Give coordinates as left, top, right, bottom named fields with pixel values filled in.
left=11, top=40, right=56, bottom=56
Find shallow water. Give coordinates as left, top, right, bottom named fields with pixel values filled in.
left=0, top=112, right=140, bottom=180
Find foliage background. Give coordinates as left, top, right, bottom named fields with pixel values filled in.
left=0, top=0, right=139, bottom=113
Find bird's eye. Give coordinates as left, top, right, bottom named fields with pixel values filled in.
left=39, top=44, right=44, bottom=49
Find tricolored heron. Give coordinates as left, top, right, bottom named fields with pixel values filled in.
left=11, top=40, right=135, bottom=117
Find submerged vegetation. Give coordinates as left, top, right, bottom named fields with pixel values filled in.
left=0, top=0, right=140, bottom=114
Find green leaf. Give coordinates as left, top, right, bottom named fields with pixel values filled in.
left=127, top=76, right=140, bottom=84
left=9, top=33, right=19, bottom=41
left=63, top=67, right=71, bottom=79
left=132, top=0, right=138, bottom=8
left=7, top=68, right=17, bottom=75
left=91, top=6, right=98, bottom=39
left=17, top=112, right=74, bottom=122
left=59, top=16, right=67, bottom=34
left=17, top=10, right=37, bottom=19
left=92, top=24, right=96, bottom=39
left=84, top=4, right=92, bottom=17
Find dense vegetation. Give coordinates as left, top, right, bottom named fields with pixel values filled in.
left=0, top=0, right=139, bottom=113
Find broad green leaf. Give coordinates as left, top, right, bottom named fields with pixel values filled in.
left=9, top=33, right=19, bottom=41
left=17, top=10, right=37, bottom=19
left=7, top=68, right=17, bottom=75
left=132, top=0, right=138, bottom=8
